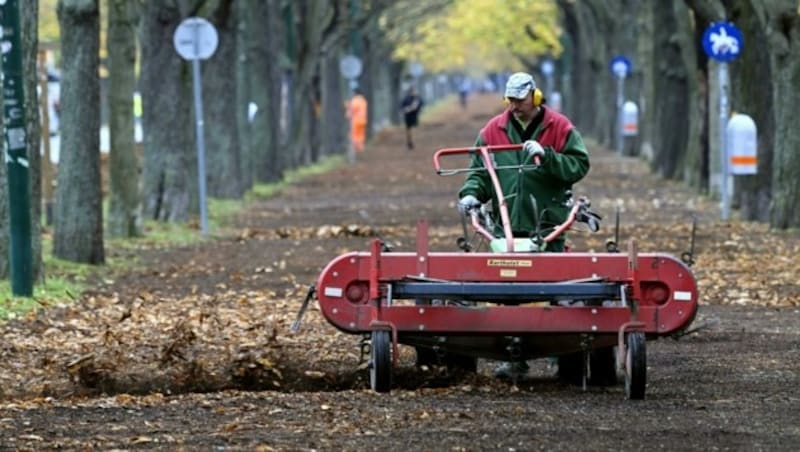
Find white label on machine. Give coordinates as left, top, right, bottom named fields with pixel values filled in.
left=487, top=258, right=532, bottom=267
left=674, top=291, right=692, bottom=301
left=324, top=287, right=343, bottom=297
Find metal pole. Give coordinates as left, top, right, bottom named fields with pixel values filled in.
left=191, top=25, right=209, bottom=235
left=719, top=63, right=730, bottom=221
left=1, top=0, right=33, bottom=296
left=616, top=75, right=625, bottom=154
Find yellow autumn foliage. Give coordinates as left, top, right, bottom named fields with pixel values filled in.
left=389, top=0, right=561, bottom=74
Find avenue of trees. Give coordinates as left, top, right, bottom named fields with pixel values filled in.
left=1, top=0, right=798, bottom=286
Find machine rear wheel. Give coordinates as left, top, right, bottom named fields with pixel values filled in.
left=370, top=330, right=392, bottom=393
left=624, top=332, right=646, bottom=400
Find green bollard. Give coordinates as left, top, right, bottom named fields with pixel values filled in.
left=1, top=0, right=34, bottom=297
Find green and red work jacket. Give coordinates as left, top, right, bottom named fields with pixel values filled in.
left=458, top=107, right=590, bottom=251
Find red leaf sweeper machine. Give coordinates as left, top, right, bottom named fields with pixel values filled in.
left=293, top=145, right=698, bottom=399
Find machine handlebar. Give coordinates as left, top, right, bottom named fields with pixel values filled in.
left=433, top=145, right=540, bottom=176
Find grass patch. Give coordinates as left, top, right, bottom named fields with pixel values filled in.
left=1, top=154, right=347, bottom=320
left=247, top=155, right=345, bottom=200
left=0, top=258, right=85, bottom=320
left=0, top=279, right=83, bottom=319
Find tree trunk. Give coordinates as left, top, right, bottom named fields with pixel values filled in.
left=685, top=1, right=724, bottom=196
left=728, top=0, right=775, bottom=221
left=54, top=0, right=104, bottom=264
left=0, top=83, right=5, bottom=279
left=650, top=0, right=693, bottom=179
left=139, top=2, right=195, bottom=222
left=234, top=0, right=252, bottom=191
left=637, top=0, right=656, bottom=161
left=287, top=1, right=328, bottom=167
left=106, top=0, right=142, bottom=237
left=22, top=0, right=43, bottom=279
left=320, top=50, right=347, bottom=157
left=245, top=0, right=283, bottom=183
left=558, top=1, right=615, bottom=145
left=361, top=32, right=395, bottom=137
left=388, top=60, right=404, bottom=126
left=361, top=34, right=375, bottom=141
left=204, top=1, right=245, bottom=199
left=767, top=1, right=800, bottom=229
left=681, top=7, right=707, bottom=191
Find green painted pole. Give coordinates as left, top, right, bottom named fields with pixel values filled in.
left=1, top=0, right=33, bottom=296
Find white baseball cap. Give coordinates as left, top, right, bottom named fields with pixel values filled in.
left=504, top=72, right=536, bottom=99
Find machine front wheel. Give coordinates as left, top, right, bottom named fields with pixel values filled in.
left=370, top=330, right=392, bottom=393
left=624, top=332, right=646, bottom=400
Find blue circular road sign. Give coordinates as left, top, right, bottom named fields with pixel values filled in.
left=609, top=55, right=632, bottom=78
left=702, top=22, right=743, bottom=62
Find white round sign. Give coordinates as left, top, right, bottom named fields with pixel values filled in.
left=541, top=59, right=554, bottom=76
left=339, top=55, right=363, bottom=79
left=173, top=17, right=219, bottom=61
left=409, top=62, right=424, bottom=78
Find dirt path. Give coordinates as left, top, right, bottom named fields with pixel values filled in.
left=1, top=93, right=799, bottom=450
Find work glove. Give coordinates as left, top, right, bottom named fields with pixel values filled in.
left=522, top=140, right=546, bottom=163
left=458, top=195, right=481, bottom=214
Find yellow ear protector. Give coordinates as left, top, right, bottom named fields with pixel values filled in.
left=532, top=88, right=543, bottom=106
left=504, top=88, right=544, bottom=108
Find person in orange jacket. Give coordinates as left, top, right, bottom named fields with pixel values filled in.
left=346, top=88, right=368, bottom=153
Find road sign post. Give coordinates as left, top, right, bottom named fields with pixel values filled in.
left=702, top=22, right=743, bottom=221
left=540, top=59, right=554, bottom=100
left=340, top=54, right=363, bottom=89
left=340, top=54, right=363, bottom=163
left=174, top=17, right=218, bottom=236
left=610, top=56, right=632, bottom=156
left=1, top=0, right=33, bottom=296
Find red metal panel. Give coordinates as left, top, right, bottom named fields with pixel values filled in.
left=317, top=250, right=698, bottom=337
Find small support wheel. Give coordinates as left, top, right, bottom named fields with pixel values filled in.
left=624, top=332, right=646, bottom=400
left=370, top=330, right=392, bottom=393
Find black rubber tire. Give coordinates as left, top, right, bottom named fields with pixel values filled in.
left=370, top=330, right=392, bottom=393
left=589, top=347, right=618, bottom=386
left=625, top=332, right=646, bottom=400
